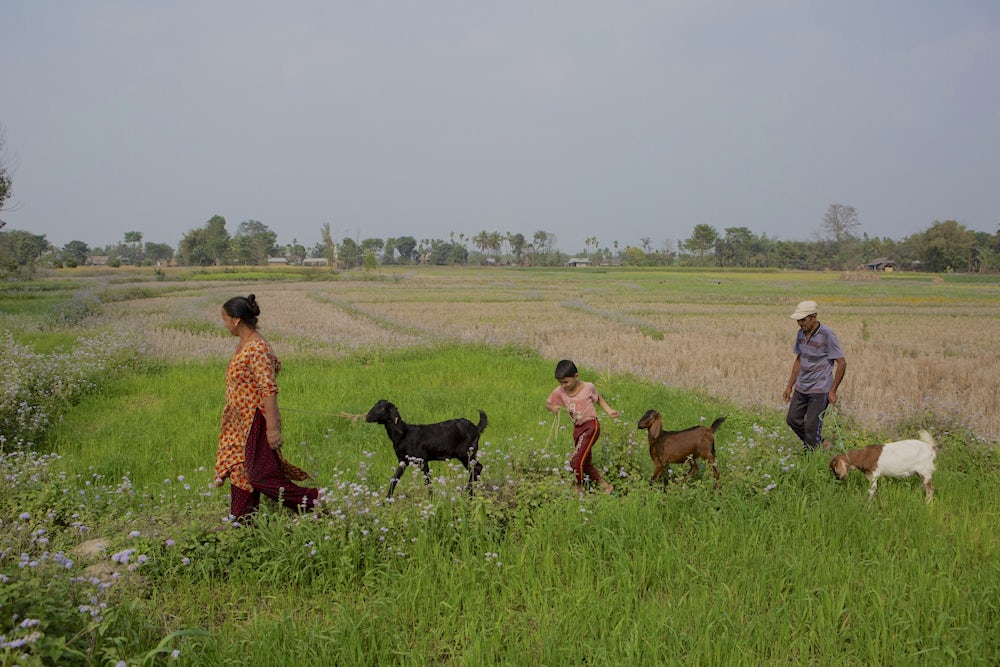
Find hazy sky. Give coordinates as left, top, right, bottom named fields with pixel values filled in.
left=2, top=1, right=998, bottom=252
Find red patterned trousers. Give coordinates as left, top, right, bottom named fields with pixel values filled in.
left=570, top=418, right=604, bottom=484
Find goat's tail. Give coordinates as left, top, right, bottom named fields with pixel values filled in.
left=709, top=416, right=726, bottom=456
left=917, top=429, right=937, bottom=452
left=476, top=410, right=488, bottom=434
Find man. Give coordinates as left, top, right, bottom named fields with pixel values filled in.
left=782, top=300, right=846, bottom=452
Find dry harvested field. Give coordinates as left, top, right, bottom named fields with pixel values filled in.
left=105, top=267, right=1000, bottom=441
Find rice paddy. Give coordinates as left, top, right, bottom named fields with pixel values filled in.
left=1, top=266, right=997, bottom=665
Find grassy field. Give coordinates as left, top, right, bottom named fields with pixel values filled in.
left=1, top=266, right=998, bottom=665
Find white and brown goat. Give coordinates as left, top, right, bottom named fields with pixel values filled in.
left=829, top=430, right=938, bottom=503
left=637, top=409, right=725, bottom=486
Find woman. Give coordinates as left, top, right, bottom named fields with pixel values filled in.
left=215, top=294, right=318, bottom=520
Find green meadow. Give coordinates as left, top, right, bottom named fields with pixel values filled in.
left=1, top=267, right=998, bottom=665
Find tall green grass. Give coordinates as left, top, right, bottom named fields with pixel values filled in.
left=3, top=345, right=994, bottom=665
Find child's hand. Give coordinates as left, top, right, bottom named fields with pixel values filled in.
left=607, top=409, right=620, bottom=419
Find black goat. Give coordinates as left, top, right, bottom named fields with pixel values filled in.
left=364, top=399, right=487, bottom=498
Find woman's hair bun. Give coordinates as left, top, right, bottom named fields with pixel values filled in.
left=246, top=294, right=261, bottom=317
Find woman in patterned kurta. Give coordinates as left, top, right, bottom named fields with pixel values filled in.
left=216, top=294, right=318, bottom=519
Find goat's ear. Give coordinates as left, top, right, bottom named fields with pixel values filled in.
left=648, top=418, right=662, bottom=439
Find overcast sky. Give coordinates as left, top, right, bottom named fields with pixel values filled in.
left=2, top=1, right=998, bottom=252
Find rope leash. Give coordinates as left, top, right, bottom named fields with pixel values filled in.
left=281, top=407, right=366, bottom=425
left=545, top=411, right=561, bottom=448
left=545, top=410, right=627, bottom=447
left=822, top=405, right=846, bottom=452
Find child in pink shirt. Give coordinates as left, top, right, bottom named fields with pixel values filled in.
left=545, top=359, right=619, bottom=496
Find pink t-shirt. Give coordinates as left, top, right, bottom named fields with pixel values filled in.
left=546, top=381, right=600, bottom=425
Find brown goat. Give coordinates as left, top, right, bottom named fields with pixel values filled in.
left=637, top=409, right=725, bottom=485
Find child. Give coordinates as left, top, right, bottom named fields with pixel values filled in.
left=545, top=359, right=619, bottom=496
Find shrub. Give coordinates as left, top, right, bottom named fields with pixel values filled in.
left=43, top=291, right=102, bottom=329
left=0, top=330, right=147, bottom=450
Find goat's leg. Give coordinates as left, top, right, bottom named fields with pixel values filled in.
left=468, top=447, right=483, bottom=481
left=458, top=448, right=475, bottom=497
left=420, top=462, right=433, bottom=497
left=705, top=453, right=720, bottom=478
left=387, top=462, right=408, bottom=498
left=922, top=475, right=934, bottom=503
left=866, top=473, right=879, bottom=500
left=649, top=461, right=665, bottom=484
left=464, top=447, right=482, bottom=497
left=457, top=446, right=482, bottom=479
left=706, top=455, right=721, bottom=488
left=680, top=456, right=698, bottom=483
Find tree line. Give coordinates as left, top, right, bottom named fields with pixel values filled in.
left=3, top=209, right=999, bottom=279
left=2, top=130, right=998, bottom=276
left=3, top=215, right=996, bottom=279
left=671, top=204, right=1000, bottom=273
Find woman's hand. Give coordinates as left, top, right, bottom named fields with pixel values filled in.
left=266, top=430, right=283, bottom=449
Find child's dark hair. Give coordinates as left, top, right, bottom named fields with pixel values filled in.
left=554, top=359, right=578, bottom=379
left=222, top=294, right=261, bottom=329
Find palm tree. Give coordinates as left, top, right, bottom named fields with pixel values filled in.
left=487, top=231, right=502, bottom=257
left=473, top=231, right=489, bottom=257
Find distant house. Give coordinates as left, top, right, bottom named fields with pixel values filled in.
left=565, top=257, right=591, bottom=267
left=267, top=257, right=289, bottom=265
left=87, top=256, right=109, bottom=266
left=864, top=257, right=897, bottom=272
left=302, top=257, right=329, bottom=266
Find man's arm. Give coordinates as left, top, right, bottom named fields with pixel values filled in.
left=828, top=357, right=846, bottom=404
left=783, top=356, right=801, bottom=402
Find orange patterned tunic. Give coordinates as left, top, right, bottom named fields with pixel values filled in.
left=215, top=338, right=280, bottom=492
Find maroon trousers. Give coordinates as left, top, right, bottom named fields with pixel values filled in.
left=230, top=411, right=319, bottom=519
left=570, top=418, right=605, bottom=485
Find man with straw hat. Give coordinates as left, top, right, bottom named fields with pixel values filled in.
left=782, top=300, right=846, bottom=453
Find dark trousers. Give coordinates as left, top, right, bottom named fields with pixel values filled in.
left=570, top=419, right=604, bottom=484
left=786, top=390, right=829, bottom=452
left=230, top=411, right=319, bottom=518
